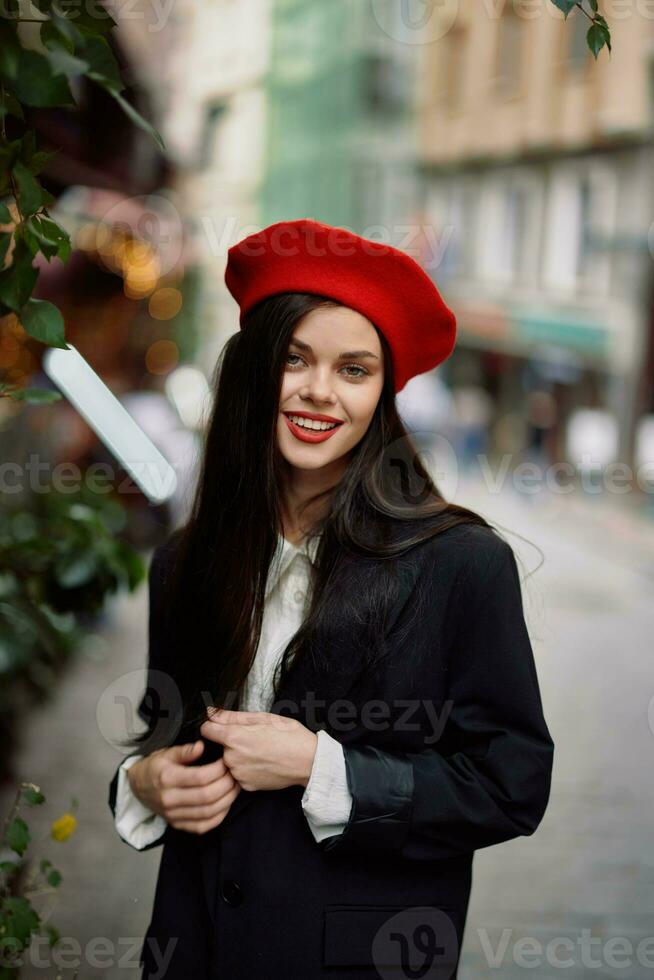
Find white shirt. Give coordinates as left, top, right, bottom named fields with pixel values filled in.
left=114, top=533, right=353, bottom=850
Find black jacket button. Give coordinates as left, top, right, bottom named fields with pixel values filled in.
left=220, top=879, right=243, bottom=906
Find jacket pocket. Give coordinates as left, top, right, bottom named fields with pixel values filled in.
left=322, top=904, right=461, bottom=972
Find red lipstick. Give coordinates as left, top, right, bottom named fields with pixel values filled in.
left=282, top=411, right=344, bottom=444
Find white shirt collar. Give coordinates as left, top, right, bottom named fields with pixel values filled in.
left=264, top=531, right=321, bottom=598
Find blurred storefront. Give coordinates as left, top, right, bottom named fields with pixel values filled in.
left=416, top=0, right=654, bottom=475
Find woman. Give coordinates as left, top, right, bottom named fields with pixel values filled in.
left=108, top=218, right=554, bottom=980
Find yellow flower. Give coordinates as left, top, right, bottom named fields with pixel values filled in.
left=51, top=813, right=77, bottom=842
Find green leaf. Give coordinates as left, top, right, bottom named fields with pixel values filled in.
left=592, top=14, right=611, bottom=50
left=587, top=22, right=610, bottom=56
left=13, top=50, right=77, bottom=108
left=62, top=0, right=117, bottom=35
left=32, top=215, right=71, bottom=262
left=8, top=386, right=62, bottom=404
left=45, top=46, right=90, bottom=80
left=26, top=149, right=59, bottom=177
left=40, top=5, right=86, bottom=55
left=38, top=216, right=69, bottom=245
left=12, top=161, right=43, bottom=217
left=40, top=186, right=57, bottom=207
left=110, top=91, right=166, bottom=151
left=55, top=551, right=98, bottom=588
left=22, top=785, right=45, bottom=805
left=549, top=0, right=577, bottom=16
left=0, top=239, right=38, bottom=312
left=19, top=298, right=67, bottom=348
left=41, top=19, right=74, bottom=54
left=27, top=216, right=58, bottom=262
left=47, top=867, right=62, bottom=887
left=0, top=18, right=22, bottom=81
left=6, top=816, right=30, bottom=857
left=17, top=219, right=41, bottom=257
left=51, top=1, right=86, bottom=46
left=0, top=202, right=11, bottom=221
left=0, top=860, right=19, bottom=873
left=2, top=895, right=40, bottom=945
left=80, top=35, right=123, bottom=93
left=29, top=213, right=71, bottom=262
left=588, top=0, right=598, bottom=9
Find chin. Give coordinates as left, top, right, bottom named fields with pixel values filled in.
left=280, top=445, right=341, bottom=470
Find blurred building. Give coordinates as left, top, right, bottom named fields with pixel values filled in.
left=262, top=0, right=418, bottom=232
left=417, top=0, right=654, bottom=469
left=148, top=0, right=274, bottom=370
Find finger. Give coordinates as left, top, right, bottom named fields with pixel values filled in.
left=167, top=783, right=241, bottom=822
left=199, top=718, right=229, bottom=743
left=162, top=756, right=229, bottom=788
left=169, top=786, right=241, bottom=832
left=206, top=707, right=265, bottom=724
left=161, top=771, right=237, bottom=810
left=164, top=741, right=205, bottom=764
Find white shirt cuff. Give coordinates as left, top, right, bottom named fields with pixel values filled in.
left=114, top=754, right=167, bottom=850
left=301, top=730, right=353, bottom=842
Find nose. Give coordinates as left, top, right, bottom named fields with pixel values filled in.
left=299, top=367, right=337, bottom=406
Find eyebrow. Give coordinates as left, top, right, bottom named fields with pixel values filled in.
left=289, top=336, right=379, bottom=360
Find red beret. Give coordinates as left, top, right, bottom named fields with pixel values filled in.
left=224, top=218, right=456, bottom=393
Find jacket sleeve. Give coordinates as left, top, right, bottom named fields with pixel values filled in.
left=320, top=536, right=555, bottom=861
left=107, top=540, right=177, bottom=851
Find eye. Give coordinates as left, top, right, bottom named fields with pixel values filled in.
left=285, top=352, right=306, bottom=368
left=340, top=363, right=369, bottom=379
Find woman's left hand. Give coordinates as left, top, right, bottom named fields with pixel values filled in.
left=199, top=708, right=319, bottom=792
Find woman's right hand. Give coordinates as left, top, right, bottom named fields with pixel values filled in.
left=127, top=740, right=241, bottom=835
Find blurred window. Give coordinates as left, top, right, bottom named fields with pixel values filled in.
left=362, top=52, right=410, bottom=115
left=492, top=3, right=525, bottom=97
left=498, top=183, right=529, bottom=282
left=437, top=181, right=477, bottom=280
left=543, top=164, right=615, bottom=295
left=196, top=101, right=227, bottom=171
left=441, top=25, right=467, bottom=115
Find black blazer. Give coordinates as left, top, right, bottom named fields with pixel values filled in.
left=108, top=520, right=554, bottom=980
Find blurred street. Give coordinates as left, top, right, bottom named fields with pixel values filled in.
left=3, top=474, right=652, bottom=979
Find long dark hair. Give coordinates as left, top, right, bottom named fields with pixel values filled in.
left=120, top=292, right=494, bottom=755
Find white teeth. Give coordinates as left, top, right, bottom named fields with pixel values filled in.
left=288, top=415, right=338, bottom=431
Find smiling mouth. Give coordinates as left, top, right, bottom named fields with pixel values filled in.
left=284, top=412, right=343, bottom=430
left=282, top=412, right=345, bottom=444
